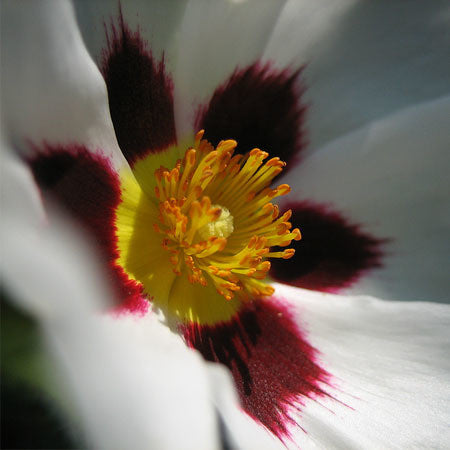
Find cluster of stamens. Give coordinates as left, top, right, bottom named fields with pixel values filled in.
left=153, top=130, right=301, bottom=301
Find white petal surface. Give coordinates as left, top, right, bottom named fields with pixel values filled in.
left=274, top=283, right=450, bottom=449
left=173, top=0, right=287, bottom=138
left=0, top=144, right=223, bottom=449
left=264, top=0, right=450, bottom=153
left=0, top=141, right=109, bottom=318
left=281, top=96, right=450, bottom=302
left=46, top=312, right=222, bottom=450
left=1, top=0, right=127, bottom=170
left=0, top=142, right=45, bottom=228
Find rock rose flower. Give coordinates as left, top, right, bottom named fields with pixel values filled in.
left=1, top=1, right=449, bottom=449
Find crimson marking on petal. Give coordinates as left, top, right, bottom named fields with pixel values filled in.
left=182, top=299, right=331, bottom=440
left=270, top=201, right=387, bottom=292
left=101, top=8, right=176, bottom=165
left=195, top=62, right=307, bottom=171
left=28, top=145, right=147, bottom=314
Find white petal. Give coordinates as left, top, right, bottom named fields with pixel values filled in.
left=274, top=283, right=450, bottom=449
left=0, top=144, right=109, bottom=318
left=173, top=0, right=287, bottom=138
left=73, top=0, right=188, bottom=68
left=46, top=312, right=223, bottom=450
left=1, top=0, right=126, bottom=169
left=0, top=139, right=45, bottom=227
left=281, top=96, right=450, bottom=302
left=1, top=143, right=223, bottom=449
left=263, top=0, right=450, bottom=152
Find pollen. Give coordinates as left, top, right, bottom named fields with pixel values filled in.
left=152, top=130, right=301, bottom=302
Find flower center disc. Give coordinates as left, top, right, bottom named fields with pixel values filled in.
left=115, top=130, right=301, bottom=324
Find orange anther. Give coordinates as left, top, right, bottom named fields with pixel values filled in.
left=277, top=184, right=291, bottom=195
left=186, top=148, right=197, bottom=164
left=204, top=151, right=218, bottom=163
left=248, top=236, right=257, bottom=249
left=283, top=249, right=295, bottom=259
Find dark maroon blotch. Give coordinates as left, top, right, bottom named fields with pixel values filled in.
left=102, top=9, right=176, bottom=164
left=183, top=300, right=330, bottom=440
left=196, top=62, right=307, bottom=170
left=29, top=146, right=146, bottom=314
left=270, top=201, right=386, bottom=291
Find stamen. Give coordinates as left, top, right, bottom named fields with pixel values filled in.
left=153, top=130, right=301, bottom=301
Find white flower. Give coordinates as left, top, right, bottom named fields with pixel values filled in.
left=1, top=1, right=449, bottom=448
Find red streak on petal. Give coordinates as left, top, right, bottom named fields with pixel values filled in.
left=101, top=8, right=176, bottom=164
left=183, top=299, right=331, bottom=440
left=28, top=145, right=147, bottom=314
left=270, top=201, right=387, bottom=291
left=196, top=62, right=307, bottom=172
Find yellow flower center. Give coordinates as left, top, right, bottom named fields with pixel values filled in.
left=115, top=131, right=301, bottom=324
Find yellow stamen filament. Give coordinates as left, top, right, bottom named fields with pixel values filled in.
left=154, top=130, right=301, bottom=301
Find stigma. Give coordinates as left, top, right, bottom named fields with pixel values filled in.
left=198, top=205, right=234, bottom=240
left=152, top=130, right=301, bottom=302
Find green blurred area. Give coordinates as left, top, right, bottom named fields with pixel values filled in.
left=1, top=295, right=47, bottom=390
left=1, top=294, right=78, bottom=449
